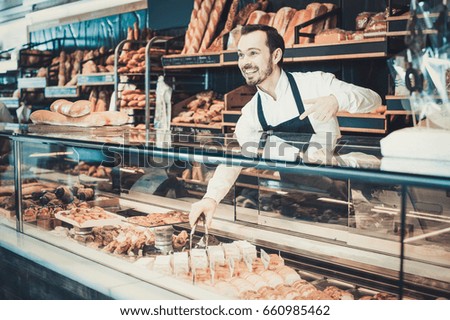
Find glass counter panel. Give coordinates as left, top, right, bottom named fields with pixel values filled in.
left=258, top=172, right=350, bottom=233
left=403, top=186, right=450, bottom=299
left=19, top=140, right=119, bottom=233
left=0, top=136, right=14, bottom=225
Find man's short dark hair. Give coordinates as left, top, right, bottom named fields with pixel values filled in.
left=241, top=24, right=285, bottom=67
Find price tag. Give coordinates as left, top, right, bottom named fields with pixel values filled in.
left=0, top=98, right=19, bottom=109
left=77, top=73, right=115, bottom=85
left=209, top=258, right=215, bottom=285
left=228, top=256, right=235, bottom=278
left=162, top=54, right=220, bottom=67
left=45, top=86, right=78, bottom=98
left=243, top=254, right=253, bottom=272
left=260, top=248, right=270, bottom=270
left=18, top=77, right=46, bottom=88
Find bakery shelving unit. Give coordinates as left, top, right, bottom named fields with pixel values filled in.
left=0, top=47, right=19, bottom=115
left=114, top=38, right=166, bottom=126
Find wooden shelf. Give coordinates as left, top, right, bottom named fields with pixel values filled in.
left=163, top=38, right=390, bottom=69
left=385, top=95, right=411, bottom=112
left=288, top=38, right=388, bottom=62
left=337, top=112, right=386, bottom=134
left=162, top=52, right=221, bottom=69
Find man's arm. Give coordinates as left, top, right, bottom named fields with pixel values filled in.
left=189, top=99, right=261, bottom=227
left=203, top=164, right=243, bottom=203
left=322, top=71, right=382, bottom=114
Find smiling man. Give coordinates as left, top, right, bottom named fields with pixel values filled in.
left=189, top=24, right=382, bottom=228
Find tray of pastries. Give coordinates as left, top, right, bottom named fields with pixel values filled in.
left=55, top=206, right=123, bottom=228
left=125, top=210, right=189, bottom=228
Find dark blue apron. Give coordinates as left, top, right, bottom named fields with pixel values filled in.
left=257, top=72, right=315, bottom=134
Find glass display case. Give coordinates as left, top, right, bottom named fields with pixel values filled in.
left=1, top=126, right=449, bottom=300
left=0, top=124, right=16, bottom=229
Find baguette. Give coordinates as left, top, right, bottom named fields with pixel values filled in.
left=187, top=0, right=215, bottom=54
left=206, top=0, right=240, bottom=52
left=182, top=0, right=202, bottom=54
left=133, top=22, right=140, bottom=41
left=246, top=10, right=267, bottom=25
left=89, top=88, right=98, bottom=111
left=259, top=13, right=272, bottom=25
left=272, top=7, right=296, bottom=37
left=235, top=2, right=261, bottom=26
left=267, top=12, right=276, bottom=26
left=95, top=91, right=108, bottom=112
left=30, top=110, right=129, bottom=127
left=200, top=0, right=227, bottom=52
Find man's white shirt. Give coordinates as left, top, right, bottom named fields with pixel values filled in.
left=203, top=70, right=382, bottom=204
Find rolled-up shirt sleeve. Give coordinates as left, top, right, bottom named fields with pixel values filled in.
left=313, top=72, right=382, bottom=114
left=203, top=99, right=261, bottom=204
left=203, top=164, right=243, bottom=203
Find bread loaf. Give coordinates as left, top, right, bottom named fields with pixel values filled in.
left=315, top=28, right=346, bottom=44
left=284, top=9, right=312, bottom=46
left=356, top=12, right=373, bottom=30
left=133, top=22, right=140, bottom=41
left=235, top=2, right=261, bottom=26
left=323, top=3, right=337, bottom=30
left=58, top=51, right=66, bottom=86
left=246, top=10, right=267, bottom=25
left=50, top=99, right=72, bottom=113
left=89, top=88, right=98, bottom=111
left=95, top=91, right=108, bottom=112
left=227, top=25, right=242, bottom=50
left=50, top=99, right=91, bottom=118
left=187, top=0, right=215, bottom=54
left=30, top=110, right=129, bottom=127
left=199, top=0, right=227, bottom=52
left=272, top=7, right=297, bottom=37
left=123, top=27, right=134, bottom=52
left=305, top=3, right=328, bottom=43
left=206, top=0, right=240, bottom=52
left=182, top=0, right=202, bottom=54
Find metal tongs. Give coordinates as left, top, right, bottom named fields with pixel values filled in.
left=189, top=213, right=209, bottom=251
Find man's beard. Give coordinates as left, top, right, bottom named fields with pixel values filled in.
left=241, top=59, right=273, bottom=86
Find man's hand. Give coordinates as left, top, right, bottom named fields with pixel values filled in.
left=189, top=197, right=218, bottom=228
left=300, top=95, right=339, bottom=122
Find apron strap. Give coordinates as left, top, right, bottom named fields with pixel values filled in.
left=285, top=72, right=306, bottom=115
left=257, top=72, right=311, bottom=132
left=257, top=93, right=271, bottom=131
